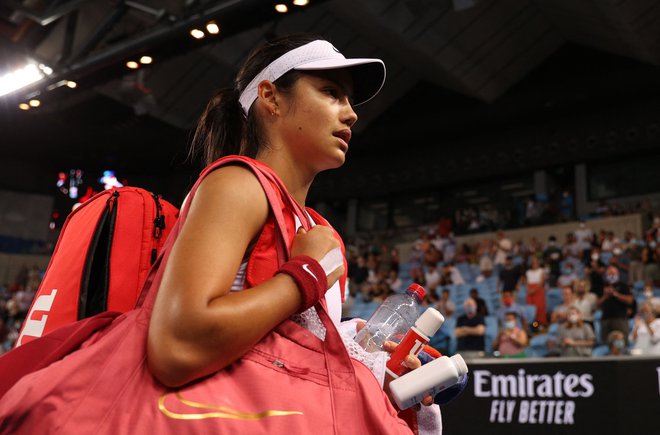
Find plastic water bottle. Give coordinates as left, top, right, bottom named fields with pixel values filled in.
left=355, top=283, right=426, bottom=352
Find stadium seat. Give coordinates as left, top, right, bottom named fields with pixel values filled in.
left=592, top=345, right=609, bottom=357
left=546, top=287, right=563, bottom=314
left=527, top=333, right=550, bottom=357
left=522, top=304, right=536, bottom=324
left=484, top=315, right=498, bottom=353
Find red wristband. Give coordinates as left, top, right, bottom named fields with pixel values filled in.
left=277, top=256, right=328, bottom=313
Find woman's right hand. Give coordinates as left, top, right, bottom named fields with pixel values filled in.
left=290, top=226, right=344, bottom=289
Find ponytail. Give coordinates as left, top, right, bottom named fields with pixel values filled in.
left=189, top=87, right=250, bottom=165
left=189, top=33, right=324, bottom=166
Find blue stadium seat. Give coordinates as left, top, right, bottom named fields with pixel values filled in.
left=592, top=345, right=609, bottom=357
left=350, top=300, right=379, bottom=320
left=523, top=304, right=537, bottom=325
left=527, top=333, right=550, bottom=357
left=484, top=316, right=498, bottom=353
left=439, top=317, right=457, bottom=355
left=517, top=285, right=527, bottom=305
left=546, top=287, right=563, bottom=314
left=600, top=251, right=612, bottom=265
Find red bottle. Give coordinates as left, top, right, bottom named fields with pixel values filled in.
left=386, top=308, right=444, bottom=378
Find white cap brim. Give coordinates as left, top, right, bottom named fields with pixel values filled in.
left=295, top=58, right=386, bottom=107
left=239, top=40, right=386, bottom=115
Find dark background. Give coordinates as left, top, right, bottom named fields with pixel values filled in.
left=1, top=0, right=660, bottom=219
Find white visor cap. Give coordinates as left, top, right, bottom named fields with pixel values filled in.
left=239, top=40, right=386, bottom=115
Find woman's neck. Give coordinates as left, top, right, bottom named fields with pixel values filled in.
left=256, top=151, right=314, bottom=207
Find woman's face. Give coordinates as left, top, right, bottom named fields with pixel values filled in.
left=276, top=70, right=357, bottom=172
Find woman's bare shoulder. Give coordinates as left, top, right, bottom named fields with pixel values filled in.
left=185, top=164, right=270, bottom=237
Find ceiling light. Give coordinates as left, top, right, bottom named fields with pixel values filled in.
left=206, top=22, right=220, bottom=34
left=28, top=99, right=40, bottom=107
left=39, top=64, right=53, bottom=75
left=0, top=63, right=47, bottom=97
left=190, top=28, right=205, bottom=39
left=140, top=56, right=153, bottom=64
left=66, top=80, right=77, bottom=88
left=275, top=4, right=288, bottom=13
left=126, top=61, right=139, bottom=69
left=18, top=103, right=30, bottom=110
left=293, top=0, right=309, bottom=5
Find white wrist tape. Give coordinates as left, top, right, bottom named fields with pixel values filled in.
left=319, top=247, right=344, bottom=276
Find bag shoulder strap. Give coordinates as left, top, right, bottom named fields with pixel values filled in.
left=136, top=156, right=291, bottom=309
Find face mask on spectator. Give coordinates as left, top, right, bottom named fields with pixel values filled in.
left=613, top=339, right=625, bottom=350
left=465, top=306, right=477, bottom=315
left=613, top=248, right=622, bottom=256
left=568, top=314, right=579, bottom=324
left=503, top=296, right=513, bottom=306
left=644, top=290, right=653, bottom=299
left=605, top=273, right=619, bottom=284
left=591, top=253, right=599, bottom=260
left=505, top=320, right=516, bottom=329
left=562, top=267, right=573, bottom=275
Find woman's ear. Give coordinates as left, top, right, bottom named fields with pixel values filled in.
left=256, top=80, right=279, bottom=116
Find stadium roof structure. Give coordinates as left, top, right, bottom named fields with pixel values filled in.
left=2, top=0, right=660, bottom=200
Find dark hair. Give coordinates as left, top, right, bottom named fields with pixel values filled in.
left=189, top=33, right=323, bottom=165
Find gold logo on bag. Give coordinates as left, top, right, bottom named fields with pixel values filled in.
left=158, top=392, right=303, bottom=420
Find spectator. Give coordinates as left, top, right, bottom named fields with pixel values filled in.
left=630, top=301, right=660, bottom=355
left=476, top=256, right=494, bottom=283
left=628, top=238, right=644, bottom=285
left=641, top=246, right=659, bottom=285
left=609, top=246, right=630, bottom=286
left=559, top=190, right=574, bottom=221
left=573, top=279, right=597, bottom=326
left=550, top=286, right=575, bottom=324
left=641, top=281, right=660, bottom=313
left=498, top=255, right=522, bottom=293
left=574, top=220, right=594, bottom=262
left=585, top=256, right=605, bottom=298
left=410, top=267, right=425, bottom=286
left=494, top=231, right=512, bottom=267
left=385, top=269, right=403, bottom=293
left=495, top=289, right=528, bottom=330
left=441, top=262, right=465, bottom=285
left=492, top=312, right=528, bottom=357
left=424, top=244, right=442, bottom=266
left=556, top=307, right=595, bottom=357
left=562, top=233, right=581, bottom=262
left=542, top=236, right=562, bottom=287
left=524, top=256, right=548, bottom=327
left=435, top=288, right=456, bottom=318
left=424, top=263, right=441, bottom=292
left=606, top=330, right=628, bottom=356
left=597, top=266, right=634, bottom=344
left=557, top=262, right=579, bottom=288
left=601, top=231, right=617, bottom=252
left=455, top=298, right=486, bottom=355
left=348, top=255, right=368, bottom=293
left=469, top=288, right=489, bottom=317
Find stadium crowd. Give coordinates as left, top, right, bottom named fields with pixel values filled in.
left=3, top=212, right=660, bottom=358
left=345, top=215, right=660, bottom=359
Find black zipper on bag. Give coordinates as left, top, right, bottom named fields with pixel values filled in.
left=78, top=190, right=118, bottom=319
left=151, top=193, right=166, bottom=265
